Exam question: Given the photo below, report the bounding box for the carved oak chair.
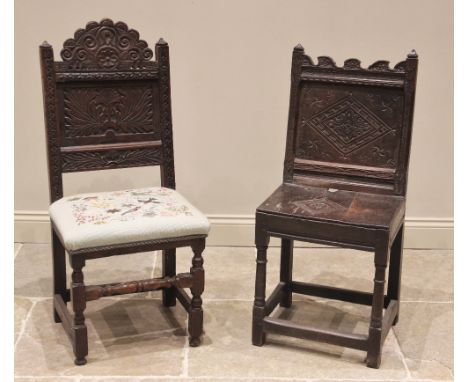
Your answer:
[252,45,418,368]
[40,19,209,365]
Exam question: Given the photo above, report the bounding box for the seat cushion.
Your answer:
[49,187,210,251]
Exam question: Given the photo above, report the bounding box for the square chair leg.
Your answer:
[280,239,293,308]
[52,231,67,323]
[387,225,404,325]
[162,248,177,307]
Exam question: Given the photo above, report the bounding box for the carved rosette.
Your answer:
[60,19,153,70]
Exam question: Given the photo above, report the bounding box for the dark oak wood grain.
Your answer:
[252,45,418,369]
[40,19,207,365]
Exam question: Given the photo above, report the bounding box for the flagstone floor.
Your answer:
[14,243,453,382]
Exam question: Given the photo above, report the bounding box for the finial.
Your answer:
[157,38,168,46]
[41,41,51,47]
[294,43,304,51]
[408,49,418,58]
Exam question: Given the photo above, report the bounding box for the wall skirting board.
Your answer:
[14,210,453,249]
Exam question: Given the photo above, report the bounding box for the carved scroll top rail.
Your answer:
[59,18,154,70]
[295,44,418,73]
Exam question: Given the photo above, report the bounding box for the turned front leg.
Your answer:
[367,240,389,369]
[252,233,269,346]
[188,240,205,347]
[70,256,88,366]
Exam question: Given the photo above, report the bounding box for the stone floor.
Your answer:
[14,243,453,382]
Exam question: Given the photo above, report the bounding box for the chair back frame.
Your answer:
[283,45,418,196]
[40,19,176,204]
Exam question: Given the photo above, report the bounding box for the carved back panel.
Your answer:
[40,19,176,203]
[283,46,418,196]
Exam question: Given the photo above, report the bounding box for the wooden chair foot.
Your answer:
[252,307,266,346]
[279,294,292,308]
[188,308,203,345]
[189,336,201,347]
[74,357,87,366]
[366,353,382,369]
[252,332,265,346]
[162,288,177,307]
[72,324,88,366]
[53,309,61,323]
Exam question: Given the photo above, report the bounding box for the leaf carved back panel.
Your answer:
[59,83,160,146]
[295,83,404,170]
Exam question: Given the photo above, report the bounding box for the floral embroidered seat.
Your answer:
[50,187,210,251]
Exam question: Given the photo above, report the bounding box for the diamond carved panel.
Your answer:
[303,96,392,156]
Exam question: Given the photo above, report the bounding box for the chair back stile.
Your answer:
[39,19,176,204]
[283,45,418,196]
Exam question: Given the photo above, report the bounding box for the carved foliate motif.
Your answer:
[343,59,362,70]
[317,56,337,68]
[366,146,397,167]
[302,53,411,73]
[368,60,391,71]
[60,19,153,70]
[63,86,155,141]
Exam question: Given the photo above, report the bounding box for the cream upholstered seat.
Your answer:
[49,187,210,251]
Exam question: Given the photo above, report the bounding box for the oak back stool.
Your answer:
[40,19,209,366]
[252,45,418,368]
